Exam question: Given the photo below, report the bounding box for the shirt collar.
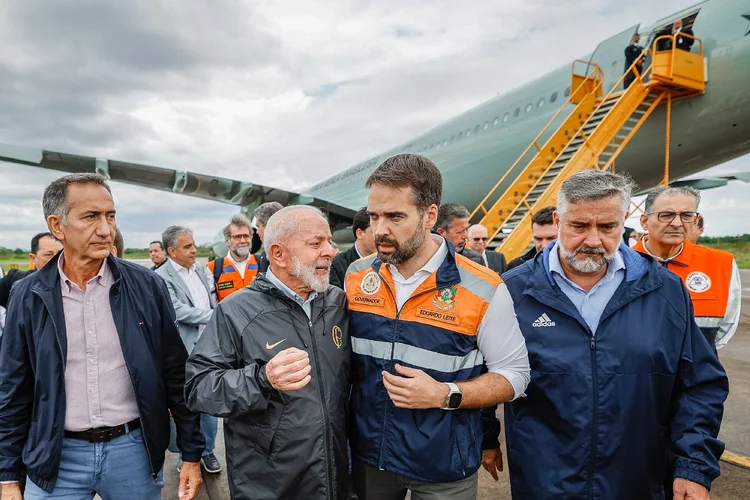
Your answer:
[170,258,194,274]
[548,242,626,288]
[226,252,250,269]
[641,236,684,263]
[353,241,363,259]
[265,267,318,305]
[386,235,447,283]
[57,252,110,292]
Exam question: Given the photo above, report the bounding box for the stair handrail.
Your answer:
[468,60,604,222]
[484,50,655,244]
[652,33,704,80]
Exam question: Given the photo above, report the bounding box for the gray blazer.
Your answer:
[155,260,216,352]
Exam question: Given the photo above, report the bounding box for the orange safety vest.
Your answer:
[206,255,259,302]
[632,236,733,344]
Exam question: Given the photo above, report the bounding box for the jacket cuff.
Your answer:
[0,472,21,482]
[181,451,204,463]
[674,468,712,490]
[257,364,274,394]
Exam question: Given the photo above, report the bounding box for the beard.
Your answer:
[292,255,331,293]
[375,219,426,266]
[560,244,616,274]
[232,245,251,258]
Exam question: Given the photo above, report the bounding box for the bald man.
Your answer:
[467,224,507,275]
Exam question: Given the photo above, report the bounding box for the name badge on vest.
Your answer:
[217,281,235,291]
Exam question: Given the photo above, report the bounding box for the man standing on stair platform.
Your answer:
[623,33,643,88]
[502,169,727,500]
[633,186,741,349]
[206,214,260,302]
[346,154,530,499]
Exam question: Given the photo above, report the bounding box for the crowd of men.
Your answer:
[0,151,739,500]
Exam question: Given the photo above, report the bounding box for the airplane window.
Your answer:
[564,86,571,97]
[503,112,510,122]
[483,121,489,130]
[436,142,441,150]
[513,108,520,118]
[466,128,472,138]
[550,92,558,103]
[449,136,455,144]
[538,98,545,108]
[429,144,434,150]
[525,103,532,113]
[473,125,480,134]
[458,132,464,141]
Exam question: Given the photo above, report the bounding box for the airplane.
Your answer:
[1,0,750,256]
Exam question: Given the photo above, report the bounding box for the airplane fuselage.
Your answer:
[308,0,750,216]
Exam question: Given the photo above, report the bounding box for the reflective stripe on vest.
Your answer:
[207,256,259,302]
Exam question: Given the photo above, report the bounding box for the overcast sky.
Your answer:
[0,0,748,250]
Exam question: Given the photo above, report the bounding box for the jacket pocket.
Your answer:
[254,402,285,456]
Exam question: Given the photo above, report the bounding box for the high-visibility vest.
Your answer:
[633,237,734,345]
[206,255,259,302]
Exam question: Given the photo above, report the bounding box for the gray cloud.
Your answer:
[1,0,748,250]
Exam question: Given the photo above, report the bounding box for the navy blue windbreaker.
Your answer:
[501,243,727,500]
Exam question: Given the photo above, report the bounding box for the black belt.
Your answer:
[64,418,141,443]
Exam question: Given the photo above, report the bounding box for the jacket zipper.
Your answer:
[111,287,156,479]
[588,334,597,500]
[374,271,456,469]
[34,290,68,484]
[306,311,335,498]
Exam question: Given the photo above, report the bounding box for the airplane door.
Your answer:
[588,24,641,93]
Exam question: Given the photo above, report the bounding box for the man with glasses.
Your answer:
[467,224,507,274]
[207,214,260,302]
[633,186,740,349]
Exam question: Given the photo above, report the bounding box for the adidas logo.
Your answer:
[532,313,556,327]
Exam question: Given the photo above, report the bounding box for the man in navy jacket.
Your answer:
[0,173,204,500]
[501,169,727,500]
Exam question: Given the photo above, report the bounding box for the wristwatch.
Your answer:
[442,382,462,410]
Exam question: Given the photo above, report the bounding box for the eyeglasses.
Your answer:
[646,211,699,223]
[231,234,252,241]
[471,237,488,242]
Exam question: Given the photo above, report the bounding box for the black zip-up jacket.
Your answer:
[185,274,351,500]
[0,253,204,492]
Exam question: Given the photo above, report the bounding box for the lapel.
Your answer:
[167,260,195,306]
[195,264,215,308]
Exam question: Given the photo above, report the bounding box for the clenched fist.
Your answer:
[266,347,312,391]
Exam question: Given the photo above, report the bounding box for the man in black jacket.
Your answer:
[435,203,484,265]
[0,232,62,309]
[623,33,643,88]
[0,173,204,500]
[186,205,350,500]
[467,224,507,274]
[506,206,557,271]
[253,201,284,273]
[330,207,375,289]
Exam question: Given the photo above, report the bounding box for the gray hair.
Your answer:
[42,173,112,223]
[254,201,284,227]
[436,203,471,231]
[223,213,253,240]
[644,186,700,213]
[264,205,326,253]
[557,169,637,217]
[162,225,193,252]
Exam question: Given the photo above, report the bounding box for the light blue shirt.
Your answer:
[265,267,318,319]
[548,243,626,335]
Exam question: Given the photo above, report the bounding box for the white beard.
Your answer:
[292,255,330,293]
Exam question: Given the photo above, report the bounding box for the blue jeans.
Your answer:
[200,414,217,456]
[24,428,163,499]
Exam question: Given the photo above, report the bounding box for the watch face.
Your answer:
[448,392,462,409]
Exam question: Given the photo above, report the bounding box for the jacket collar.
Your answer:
[33,251,122,294]
[370,235,461,290]
[634,235,695,267]
[525,241,663,331]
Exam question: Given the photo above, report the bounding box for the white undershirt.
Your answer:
[226,252,250,280]
[387,236,530,400]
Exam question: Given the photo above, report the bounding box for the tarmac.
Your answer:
[159,270,750,499]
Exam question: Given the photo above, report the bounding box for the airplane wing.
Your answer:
[0,143,356,227]
[669,173,750,190]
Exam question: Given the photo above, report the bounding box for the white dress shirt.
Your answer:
[226,252,251,280]
[387,235,530,400]
[170,259,211,336]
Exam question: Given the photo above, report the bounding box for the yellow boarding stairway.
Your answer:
[471,33,706,261]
